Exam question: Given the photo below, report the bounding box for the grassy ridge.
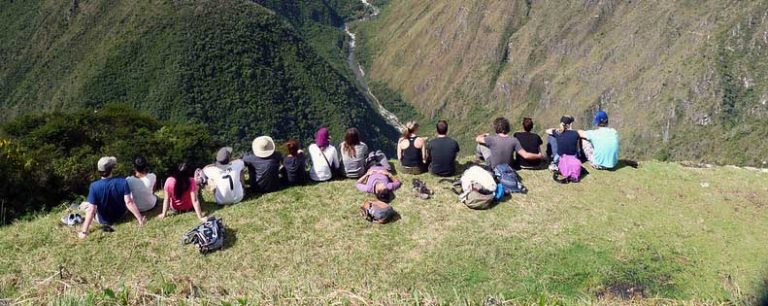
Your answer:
[2,161,767,304]
[0,0,398,151]
[357,0,768,166]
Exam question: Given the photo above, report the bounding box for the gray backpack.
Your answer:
[449,166,497,210]
[182,217,225,254]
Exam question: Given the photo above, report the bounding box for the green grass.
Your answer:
[1,159,767,304]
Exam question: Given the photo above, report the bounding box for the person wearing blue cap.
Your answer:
[577,110,619,169]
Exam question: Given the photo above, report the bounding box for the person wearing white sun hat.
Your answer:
[243,136,283,194]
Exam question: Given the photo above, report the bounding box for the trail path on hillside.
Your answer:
[344,0,403,131]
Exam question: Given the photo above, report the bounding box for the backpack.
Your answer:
[449,166,497,210]
[182,216,225,254]
[493,164,527,194]
[360,199,396,223]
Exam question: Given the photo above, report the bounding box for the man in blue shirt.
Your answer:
[79,156,145,239]
[578,111,620,169]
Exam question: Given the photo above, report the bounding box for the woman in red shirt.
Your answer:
[160,163,206,222]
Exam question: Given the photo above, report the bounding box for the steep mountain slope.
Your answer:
[0,0,397,150]
[358,0,768,165]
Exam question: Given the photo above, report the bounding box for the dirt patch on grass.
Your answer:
[597,282,646,300]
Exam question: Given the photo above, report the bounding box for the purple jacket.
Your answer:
[355,166,401,193]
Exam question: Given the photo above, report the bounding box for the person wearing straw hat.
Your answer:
[243,136,283,193]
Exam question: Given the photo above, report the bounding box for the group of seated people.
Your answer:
[473,111,619,182]
[75,111,618,238]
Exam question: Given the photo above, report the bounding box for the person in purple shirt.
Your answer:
[355,166,401,202]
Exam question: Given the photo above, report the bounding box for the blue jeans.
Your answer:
[547,135,559,165]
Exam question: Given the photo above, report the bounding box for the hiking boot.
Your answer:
[412,179,433,200]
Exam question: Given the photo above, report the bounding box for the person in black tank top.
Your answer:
[397,121,426,174]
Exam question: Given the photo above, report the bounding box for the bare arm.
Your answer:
[475,134,488,144]
[159,194,170,219]
[419,137,428,163]
[545,128,556,135]
[124,194,145,226]
[577,130,589,139]
[357,172,371,184]
[191,189,206,222]
[517,149,543,160]
[79,203,96,239]
[396,139,403,160]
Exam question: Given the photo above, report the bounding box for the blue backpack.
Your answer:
[493,164,527,194]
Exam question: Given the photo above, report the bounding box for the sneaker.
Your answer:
[60,213,84,226]
[548,163,558,172]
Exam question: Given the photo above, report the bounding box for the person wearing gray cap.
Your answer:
[78,156,145,239]
[202,147,245,205]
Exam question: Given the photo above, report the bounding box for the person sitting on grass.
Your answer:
[125,156,158,212]
[340,127,369,179]
[475,117,543,169]
[355,166,401,202]
[546,116,582,182]
[513,117,545,170]
[426,120,460,177]
[308,127,340,182]
[282,139,307,186]
[397,121,427,174]
[78,156,145,239]
[160,162,206,221]
[203,147,245,205]
[577,110,619,170]
[243,136,283,193]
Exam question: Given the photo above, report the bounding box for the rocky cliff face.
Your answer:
[359,0,768,165]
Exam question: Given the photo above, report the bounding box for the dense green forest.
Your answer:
[0,105,216,223]
[0,0,397,152]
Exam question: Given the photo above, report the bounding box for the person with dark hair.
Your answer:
[426,120,460,176]
[397,121,427,174]
[309,127,340,182]
[202,147,245,205]
[577,110,619,169]
[159,163,206,222]
[340,127,369,178]
[513,117,545,169]
[475,117,543,168]
[125,156,158,212]
[546,116,582,181]
[355,166,401,202]
[78,156,145,239]
[282,139,307,185]
[243,136,283,193]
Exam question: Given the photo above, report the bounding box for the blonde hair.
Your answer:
[402,121,419,139]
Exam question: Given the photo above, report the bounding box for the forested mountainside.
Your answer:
[358,0,768,166]
[0,0,397,151]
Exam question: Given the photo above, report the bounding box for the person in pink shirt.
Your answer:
[159,163,206,222]
[355,166,401,202]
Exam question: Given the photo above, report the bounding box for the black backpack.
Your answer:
[182,217,225,254]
